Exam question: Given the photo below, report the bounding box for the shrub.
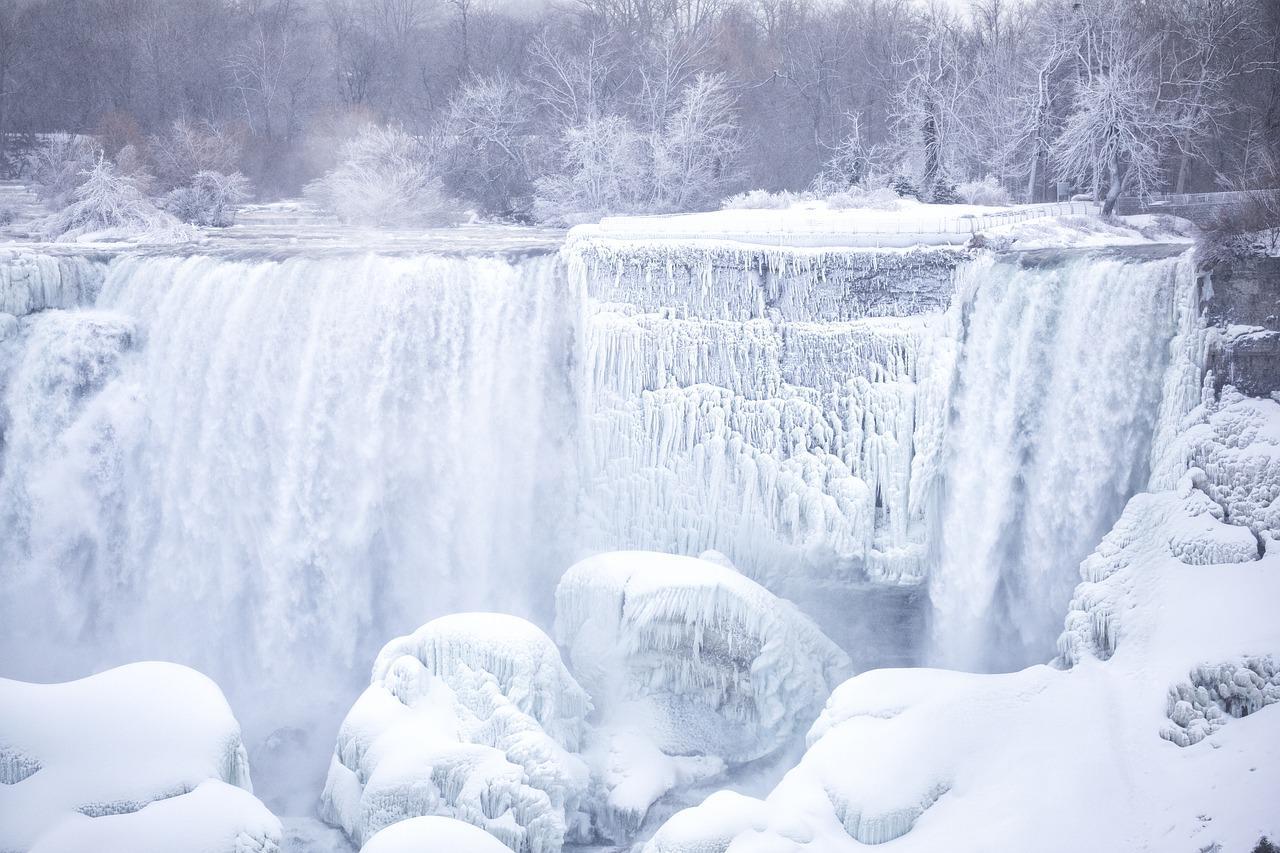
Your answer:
[164,170,253,227]
[533,115,650,225]
[305,124,459,227]
[25,134,101,208]
[826,185,902,210]
[1254,837,1279,853]
[957,175,1011,206]
[721,189,801,209]
[43,157,181,240]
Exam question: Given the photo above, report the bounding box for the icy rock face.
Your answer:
[0,252,580,807]
[0,662,279,853]
[573,237,962,596]
[556,551,850,766]
[321,613,591,852]
[0,251,106,317]
[1162,657,1280,747]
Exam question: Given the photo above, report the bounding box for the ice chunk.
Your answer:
[0,662,278,853]
[0,251,105,317]
[1161,656,1280,746]
[362,816,512,853]
[320,613,591,852]
[556,551,850,764]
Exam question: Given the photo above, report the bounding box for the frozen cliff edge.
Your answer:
[0,661,280,853]
[645,387,1280,853]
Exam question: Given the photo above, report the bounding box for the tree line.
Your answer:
[0,0,1276,220]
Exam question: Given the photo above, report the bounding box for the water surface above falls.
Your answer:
[0,228,1195,815]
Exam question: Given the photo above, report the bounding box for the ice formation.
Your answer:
[320,613,591,852]
[0,662,279,853]
[361,816,513,853]
[556,550,849,816]
[644,358,1280,853]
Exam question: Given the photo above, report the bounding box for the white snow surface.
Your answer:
[361,816,512,853]
[644,392,1280,853]
[0,662,280,853]
[320,613,591,852]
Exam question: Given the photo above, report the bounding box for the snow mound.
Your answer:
[362,815,512,852]
[0,662,278,853]
[645,392,1280,852]
[556,551,850,763]
[320,613,591,852]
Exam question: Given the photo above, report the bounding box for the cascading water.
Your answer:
[0,238,1194,821]
[928,251,1188,671]
[0,251,580,811]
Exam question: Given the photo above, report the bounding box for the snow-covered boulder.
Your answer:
[555,551,850,839]
[362,816,513,853]
[0,662,279,853]
[320,613,591,852]
[644,394,1280,853]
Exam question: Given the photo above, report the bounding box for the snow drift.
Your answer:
[0,662,279,853]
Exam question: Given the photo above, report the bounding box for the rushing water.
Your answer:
[0,240,1191,811]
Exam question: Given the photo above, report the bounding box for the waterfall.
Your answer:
[928,252,1189,671]
[0,239,1193,811]
[0,252,580,810]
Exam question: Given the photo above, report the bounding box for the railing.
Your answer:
[595,200,1101,244]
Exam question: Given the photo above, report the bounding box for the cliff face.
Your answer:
[1202,255,1280,398]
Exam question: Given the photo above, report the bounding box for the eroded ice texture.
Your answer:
[0,662,279,853]
[321,613,591,852]
[928,252,1190,670]
[0,251,106,317]
[0,252,579,808]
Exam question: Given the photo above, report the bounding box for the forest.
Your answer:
[0,0,1276,221]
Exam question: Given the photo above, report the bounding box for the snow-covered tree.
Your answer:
[147,120,244,191]
[25,134,102,208]
[650,73,741,211]
[43,157,180,240]
[1052,54,1164,215]
[305,124,459,226]
[533,115,649,225]
[440,74,535,216]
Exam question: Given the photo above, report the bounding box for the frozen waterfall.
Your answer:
[928,251,1190,671]
[0,251,581,811]
[0,239,1193,816]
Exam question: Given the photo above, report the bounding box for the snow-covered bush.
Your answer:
[305,124,459,227]
[42,157,182,241]
[928,178,960,204]
[163,170,252,226]
[956,175,1011,206]
[147,119,243,191]
[25,133,101,208]
[720,189,801,209]
[826,185,902,210]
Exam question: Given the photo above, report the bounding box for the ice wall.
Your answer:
[0,251,580,811]
[929,251,1190,671]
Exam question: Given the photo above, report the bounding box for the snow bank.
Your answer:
[320,613,591,852]
[362,816,512,853]
[0,662,279,853]
[645,392,1280,853]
